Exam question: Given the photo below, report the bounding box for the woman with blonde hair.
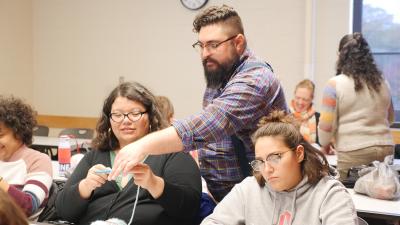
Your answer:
[290,79,320,144]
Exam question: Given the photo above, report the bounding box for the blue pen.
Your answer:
[95,168,112,174]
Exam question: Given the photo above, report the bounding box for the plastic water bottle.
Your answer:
[58,135,71,177]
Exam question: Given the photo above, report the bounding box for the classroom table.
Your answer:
[31,136,91,160]
[325,154,337,167]
[348,189,400,221]
[32,136,91,149]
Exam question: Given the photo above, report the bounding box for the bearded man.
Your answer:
[110,5,288,202]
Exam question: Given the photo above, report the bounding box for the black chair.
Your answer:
[32,125,55,159]
[33,125,50,137]
[59,128,94,139]
[358,217,369,225]
[394,144,400,159]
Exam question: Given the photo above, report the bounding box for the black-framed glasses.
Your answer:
[249,149,292,172]
[109,111,147,123]
[192,35,238,53]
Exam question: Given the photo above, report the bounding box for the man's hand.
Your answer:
[108,142,147,181]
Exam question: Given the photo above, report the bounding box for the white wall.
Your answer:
[0,0,33,103]
[314,0,352,108]
[1,0,352,118]
[33,0,204,118]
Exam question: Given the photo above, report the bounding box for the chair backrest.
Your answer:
[395,144,400,159]
[59,128,94,139]
[358,217,369,225]
[33,125,50,136]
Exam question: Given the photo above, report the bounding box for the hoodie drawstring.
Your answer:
[290,188,298,225]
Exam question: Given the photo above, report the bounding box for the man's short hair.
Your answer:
[193,5,244,36]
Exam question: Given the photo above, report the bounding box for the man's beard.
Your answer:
[203,56,240,89]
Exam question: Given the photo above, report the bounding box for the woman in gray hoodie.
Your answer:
[201,110,358,225]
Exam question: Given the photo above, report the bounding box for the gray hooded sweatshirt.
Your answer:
[201,176,358,225]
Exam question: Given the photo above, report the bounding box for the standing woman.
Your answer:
[318,32,395,180]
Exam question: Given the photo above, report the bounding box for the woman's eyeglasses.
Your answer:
[109,111,147,123]
[249,149,292,172]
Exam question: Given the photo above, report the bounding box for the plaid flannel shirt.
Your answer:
[173,48,288,201]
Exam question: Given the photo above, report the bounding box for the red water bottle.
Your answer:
[58,135,71,176]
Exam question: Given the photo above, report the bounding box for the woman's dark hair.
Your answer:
[0,96,37,146]
[92,82,168,151]
[336,32,383,92]
[252,110,330,187]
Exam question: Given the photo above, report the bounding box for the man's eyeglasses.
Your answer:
[109,111,147,123]
[249,149,292,172]
[192,35,238,53]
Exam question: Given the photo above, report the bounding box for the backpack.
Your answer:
[38,180,65,222]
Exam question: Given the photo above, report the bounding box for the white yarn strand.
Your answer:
[127,185,141,225]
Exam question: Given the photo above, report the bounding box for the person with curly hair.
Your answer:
[0,96,53,218]
[110,5,287,202]
[55,82,201,225]
[0,188,29,225]
[318,32,395,180]
[201,110,357,225]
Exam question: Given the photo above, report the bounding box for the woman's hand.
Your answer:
[322,144,336,155]
[78,164,109,199]
[131,163,165,199]
[109,142,147,181]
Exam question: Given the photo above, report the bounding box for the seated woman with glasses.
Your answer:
[201,110,357,225]
[56,82,201,225]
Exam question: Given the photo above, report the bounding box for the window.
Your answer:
[353,0,400,126]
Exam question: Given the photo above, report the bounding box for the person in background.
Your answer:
[0,188,29,225]
[56,82,201,225]
[110,5,287,202]
[155,96,175,124]
[290,79,320,145]
[0,95,53,218]
[156,94,216,223]
[201,111,358,225]
[318,32,395,180]
[156,95,201,164]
